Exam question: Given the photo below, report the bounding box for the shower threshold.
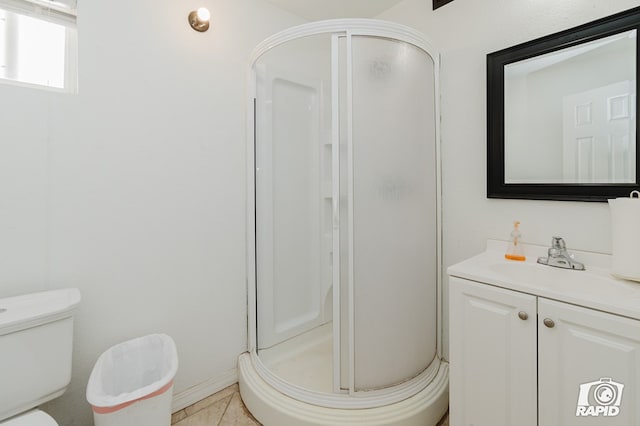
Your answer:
[238,352,449,426]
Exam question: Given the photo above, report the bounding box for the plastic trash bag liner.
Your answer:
[86,334,178,410]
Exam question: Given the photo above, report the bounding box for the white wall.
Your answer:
[0,1,303,425]
[377,0,640,360]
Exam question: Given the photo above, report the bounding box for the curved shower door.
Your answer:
[253,26,438,398]
[349,35,437,391]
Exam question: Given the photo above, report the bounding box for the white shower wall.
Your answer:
[255,34,334,350]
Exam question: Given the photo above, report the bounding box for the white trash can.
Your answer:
[86,334,178,426]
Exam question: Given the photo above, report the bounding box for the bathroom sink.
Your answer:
[491,261,604,287]
[489,261,563,283]
[448,240,640,321]
[488,261,639,297]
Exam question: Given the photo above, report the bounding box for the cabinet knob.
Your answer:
[543,318,555,328]
[518,311,529,320]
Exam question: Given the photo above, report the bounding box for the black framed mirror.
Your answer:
[487,7,640,201]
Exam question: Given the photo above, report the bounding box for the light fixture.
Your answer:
[188,7,210,32]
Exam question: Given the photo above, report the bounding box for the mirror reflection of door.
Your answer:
[503,29,636,185]
[562,80,636,183]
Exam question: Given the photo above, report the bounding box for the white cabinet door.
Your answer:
[450,277,537,426]
[538,298,640,426]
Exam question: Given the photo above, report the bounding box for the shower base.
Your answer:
[238,352,449,426]
[258,323,333,394]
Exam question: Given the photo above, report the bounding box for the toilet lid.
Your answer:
[0,410,57,426]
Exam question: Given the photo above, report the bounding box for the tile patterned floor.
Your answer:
[437,410,450,426]
[171,384,259,426]
[172,383,449,425]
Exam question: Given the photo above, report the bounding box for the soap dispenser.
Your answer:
[505,221,526,261]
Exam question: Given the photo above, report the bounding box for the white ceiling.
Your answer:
[262,0,405,21]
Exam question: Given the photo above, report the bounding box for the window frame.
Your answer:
[0,0,77,93]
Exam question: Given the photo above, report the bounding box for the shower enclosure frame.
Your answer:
[244,19,445,412]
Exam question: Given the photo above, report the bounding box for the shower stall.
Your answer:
[239,20,448,426]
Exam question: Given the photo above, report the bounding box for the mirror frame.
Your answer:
[487,7,640,202]
[433,0,454,10]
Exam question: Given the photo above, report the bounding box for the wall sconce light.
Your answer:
[188,7,210,32]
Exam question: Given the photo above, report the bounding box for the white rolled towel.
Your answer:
[609,190,640,281]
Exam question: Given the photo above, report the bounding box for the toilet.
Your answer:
[0,288,81,425]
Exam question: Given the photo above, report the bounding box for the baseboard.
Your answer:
[171,368,238,412]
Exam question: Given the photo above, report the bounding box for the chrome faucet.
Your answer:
[537,237,585,270]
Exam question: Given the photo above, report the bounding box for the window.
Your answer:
[0,0,77,92]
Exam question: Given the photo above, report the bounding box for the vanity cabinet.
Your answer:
[449,276,640,426]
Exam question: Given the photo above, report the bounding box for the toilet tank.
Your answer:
[0,288,81,421]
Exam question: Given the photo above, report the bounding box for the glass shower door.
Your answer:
[348,35,438,390]
[254,34,335,393]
